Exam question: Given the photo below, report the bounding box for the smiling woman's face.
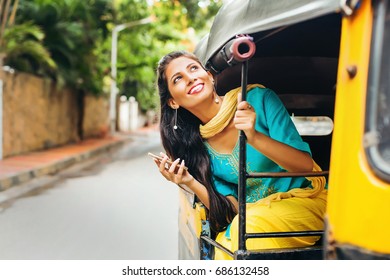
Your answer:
[165,56,214,109]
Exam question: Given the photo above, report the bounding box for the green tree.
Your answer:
[109,0,158,112]
[15,0,113,94]
[3,0,222,117]
[1,22,57,76]
[0,0,56,75]
[113,0,222,112]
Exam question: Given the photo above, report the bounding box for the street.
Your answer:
[0,131,179,260]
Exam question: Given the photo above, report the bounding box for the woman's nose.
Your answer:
[185,73,197,84]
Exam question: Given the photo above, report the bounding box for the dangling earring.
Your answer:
[213,81,220,104]
[213,81,219,104]
[173,108,178,130]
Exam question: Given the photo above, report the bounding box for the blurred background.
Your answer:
[0,0,223,260]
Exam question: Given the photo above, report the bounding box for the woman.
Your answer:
[154,50,327,260]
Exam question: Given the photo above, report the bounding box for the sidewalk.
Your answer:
[0,125,159,192]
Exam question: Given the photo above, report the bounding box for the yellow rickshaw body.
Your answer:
[328,0,390,256]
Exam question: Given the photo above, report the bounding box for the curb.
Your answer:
[0,137,130,192]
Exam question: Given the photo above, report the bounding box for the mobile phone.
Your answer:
[148,152,188,171]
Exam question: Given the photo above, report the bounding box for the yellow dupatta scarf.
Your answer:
[199,84,264,139]
[253,161,327,207]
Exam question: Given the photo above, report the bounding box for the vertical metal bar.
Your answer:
[238,61,248,252]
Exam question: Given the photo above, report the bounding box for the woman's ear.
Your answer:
[168,98,179,109]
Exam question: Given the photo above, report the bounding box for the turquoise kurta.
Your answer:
[204,87,313,203]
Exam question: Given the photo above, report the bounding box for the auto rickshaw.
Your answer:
[178,0,390,260]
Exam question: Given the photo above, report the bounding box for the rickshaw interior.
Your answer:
[179,11,343,260]
[213,13,341,171]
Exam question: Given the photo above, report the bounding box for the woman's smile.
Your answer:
[188,83,204,95]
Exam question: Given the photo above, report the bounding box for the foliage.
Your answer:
[2,0,222,111]
[114,0,222,112]
[0,0,55,76]
[14,0,113,94]
[1,21,57,76]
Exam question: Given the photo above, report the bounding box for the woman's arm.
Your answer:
[184,177,210,209]
[247,131,313,172]
[234,100,313,172]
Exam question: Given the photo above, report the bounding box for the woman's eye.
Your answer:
[173,76,182,84]
[190,65,198,71]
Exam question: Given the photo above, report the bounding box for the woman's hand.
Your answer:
[234,100,257,143]
[154,153,210,208]
[154,152,194,185]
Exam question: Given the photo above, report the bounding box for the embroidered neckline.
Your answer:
[204,139,240,158]
[205,140,270,203]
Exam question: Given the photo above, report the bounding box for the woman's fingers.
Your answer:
[237,100,254,111]
[156,154,184,182]
[237,92,242,103]
[154,154,193,185]
[176,160,186,176]
[159,154,169,172]
[155,156,171,181]
[235,106,255,125]
[169,158,180,173]
[234,101,256,137]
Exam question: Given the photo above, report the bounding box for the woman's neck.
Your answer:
[190,96,222,124]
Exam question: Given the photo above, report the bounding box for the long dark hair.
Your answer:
[156,50,236,232]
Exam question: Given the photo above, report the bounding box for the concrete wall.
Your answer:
[83,94,110,138]
[1,70,109,158]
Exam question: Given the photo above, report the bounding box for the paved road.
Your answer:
[0,132,179,260]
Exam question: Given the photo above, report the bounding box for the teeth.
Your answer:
[189,84,203,94]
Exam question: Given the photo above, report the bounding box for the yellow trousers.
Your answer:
[215,161,327,260]
[215,190,327,259]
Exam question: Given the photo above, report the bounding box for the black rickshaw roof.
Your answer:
[195,0,343,65]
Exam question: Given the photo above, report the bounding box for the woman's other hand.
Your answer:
[154,152,194,185]
[234,100,257,143]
